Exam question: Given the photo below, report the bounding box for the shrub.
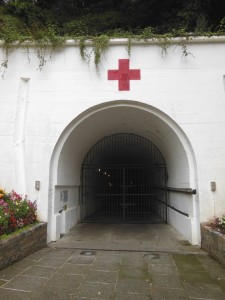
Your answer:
[0,188,37,236]
[210,215,225,235]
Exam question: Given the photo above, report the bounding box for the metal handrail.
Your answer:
[166,187,197,195]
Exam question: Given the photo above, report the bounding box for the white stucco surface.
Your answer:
[1,37,225,244]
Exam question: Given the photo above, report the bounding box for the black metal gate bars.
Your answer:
[81,133,167,223]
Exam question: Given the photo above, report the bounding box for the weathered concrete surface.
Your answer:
[0,224,225,299]
[51,223,202,253]
[0,247,225,299]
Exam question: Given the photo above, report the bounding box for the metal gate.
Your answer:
[81,133,167,223]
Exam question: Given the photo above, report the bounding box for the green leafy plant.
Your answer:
[92,35,109,71]
[0,1,225,75]
[78,34,109,71]
[32,24,66,70]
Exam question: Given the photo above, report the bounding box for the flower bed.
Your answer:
[0,189,37,236]
[0,222,47,270]
[0,188,47,270]
[201,223,225,266]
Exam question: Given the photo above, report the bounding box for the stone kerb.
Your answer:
[201,223,225,266]
[0,223,47,270]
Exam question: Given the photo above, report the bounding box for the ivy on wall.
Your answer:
[1,29,224,77]
[0,2,225,75]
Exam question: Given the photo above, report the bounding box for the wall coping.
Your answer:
[201,222,225,240]
[1,36,225,48]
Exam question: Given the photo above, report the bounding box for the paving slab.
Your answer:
[2,275,47,292]
[0,223,225,299]
[119,267,150,281]
[181,271,214,284]
[21,265,57,278]
[85,270,117,283]
[67,255,96,265]
[144,253,175,266]
[10,259,35,271]
[44,248,77,259]
[31,285,76,299]
[45,273,83,290]
[0,265,23,280]
[151,274,185,289]
[148,264,178,275]
[114,292,151,300]
[184,282,225,299]
[36,257,68,268]
[57,263,90,275]
[0,288,32,300]
[116,278,151,294]
[151,288,189,300]
[91,261,121,271]
[78,281,115,299]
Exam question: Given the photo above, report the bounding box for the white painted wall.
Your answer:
[1,38,225,244]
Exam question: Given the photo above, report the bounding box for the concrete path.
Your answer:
[52,223,202,253]
[0,224,225,299]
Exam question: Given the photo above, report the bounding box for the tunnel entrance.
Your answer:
[81,133,167,223]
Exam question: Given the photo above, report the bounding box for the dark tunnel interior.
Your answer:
[81,133,168,223]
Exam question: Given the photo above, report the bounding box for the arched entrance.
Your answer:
[81,133,167,223]
[49,100,199,244]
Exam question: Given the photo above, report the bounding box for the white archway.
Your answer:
[48,100,199,244]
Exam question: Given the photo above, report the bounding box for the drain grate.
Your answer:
[80,250,96,256]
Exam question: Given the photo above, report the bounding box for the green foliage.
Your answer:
[5,1,51,27]
[32,25,66,70]
[0,0,224,72]
[63,10,131,37]
[64,20,89,36]
[218,17,225,33]
[78,34,109,71]
[141,27,156,40]
[78,36,87,62]
[92,35,109,70]
[0,5,65,71]
[0,224,36,240]
[2,0,225,34]
[82,11,130,36]
[0,10,28,71]
[0,14,27,43]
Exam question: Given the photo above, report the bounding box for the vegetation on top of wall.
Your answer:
[0,0,225,72]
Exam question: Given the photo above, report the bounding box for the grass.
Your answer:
[0,222,38,240]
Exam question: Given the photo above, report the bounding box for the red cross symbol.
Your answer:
[108,59,141,91]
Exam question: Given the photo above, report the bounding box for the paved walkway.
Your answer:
[0,224,225,299]
[52,223,204,253]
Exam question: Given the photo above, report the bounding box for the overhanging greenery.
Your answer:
[0,0,225,71]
